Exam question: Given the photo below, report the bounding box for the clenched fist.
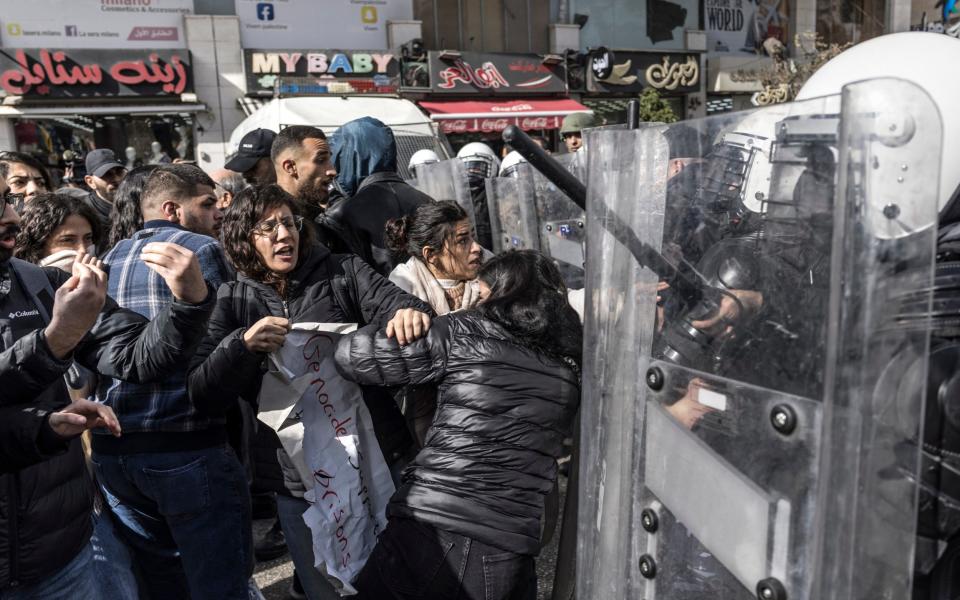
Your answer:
[243,316,291,354]
[140,242,208,304]
[386,309,432,346]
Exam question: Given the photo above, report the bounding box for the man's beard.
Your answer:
[298,179,330,209]
[0,224,22,263]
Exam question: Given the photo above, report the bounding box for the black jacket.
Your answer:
[188,243,433,466]
[0,258,214,589]
[326,172,432,276]
[335,311,581,555]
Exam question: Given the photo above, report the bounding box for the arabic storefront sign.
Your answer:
[439,116,563,135]
[427,51,567,96]
[587,48,700,95]
[244,50,400,95]
[0,49,192,97]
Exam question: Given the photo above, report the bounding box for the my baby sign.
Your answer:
[258,323,394,595]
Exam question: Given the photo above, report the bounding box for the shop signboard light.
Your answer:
[426,51,567,96]
[0,49,193,98]
[244,50,400,96]
[586,48,701,95]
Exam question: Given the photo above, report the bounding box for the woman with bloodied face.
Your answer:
[187,184,432,600]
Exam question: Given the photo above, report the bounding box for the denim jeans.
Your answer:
[355,518,537,600]
[276,494,341,600]
[90,509,139,600]
[92,445,253,600]
[0,545,97,600]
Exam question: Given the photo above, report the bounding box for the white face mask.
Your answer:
[38,245,97,273]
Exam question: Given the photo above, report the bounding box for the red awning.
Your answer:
[419,98,592,134]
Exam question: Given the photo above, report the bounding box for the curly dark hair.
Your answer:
[220,184,313,291]
[15,192,104,264]
[384,200,468,266]
[477,250,583,368]
[108,165,156,248]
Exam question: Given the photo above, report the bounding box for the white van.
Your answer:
[228,96,451,180]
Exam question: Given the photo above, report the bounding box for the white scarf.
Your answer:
[389,257,482,315]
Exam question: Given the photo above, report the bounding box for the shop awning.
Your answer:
[0,103,207,117]
[419,98,592,134]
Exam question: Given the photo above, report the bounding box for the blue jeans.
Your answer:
[276,494,341,600]
[92,445,253,600]
[90,509,139,600]
[0,545,97,600]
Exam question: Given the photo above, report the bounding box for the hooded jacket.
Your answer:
[335,312,581,555]
[188,243,433,468]
[0,258,215,589]
[328,117,432,276]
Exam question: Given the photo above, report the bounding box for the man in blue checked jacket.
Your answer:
[92,164,250,600]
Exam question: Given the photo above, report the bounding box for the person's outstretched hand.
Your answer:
[140,242,208,304]
[44,253,108,359]
[49,398,122,438]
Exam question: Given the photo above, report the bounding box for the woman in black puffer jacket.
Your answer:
[188,184,432,600]
[335,250,582,600]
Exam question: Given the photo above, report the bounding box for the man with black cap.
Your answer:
[226,128,277,187]
[83,148,127,230]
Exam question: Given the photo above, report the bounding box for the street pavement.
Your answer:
[253,475,569,600]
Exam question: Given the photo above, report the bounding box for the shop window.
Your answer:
[816,0,887,45]
[13,114,195,185]
[415,0,551,53]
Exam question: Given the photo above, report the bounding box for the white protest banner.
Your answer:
[258,323,394,596]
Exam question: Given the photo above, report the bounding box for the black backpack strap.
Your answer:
[326,256,362,325]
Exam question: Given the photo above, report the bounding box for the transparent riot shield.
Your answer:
[409,158,476,227]
[577,78,941,600]
[485,162,540,253]
[529,154,588,287]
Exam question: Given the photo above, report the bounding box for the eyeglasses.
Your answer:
[252,215,304,236]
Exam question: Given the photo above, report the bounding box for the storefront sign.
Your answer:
[587,49,700,94]
[244,50,400,95]
[0,0,192,49]
[235,0,412,50]
[439,116,563,135]
[706,0,790,56]
[427,52,566,95]
[0,49,192,97]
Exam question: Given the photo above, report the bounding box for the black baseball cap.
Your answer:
[85,149,125,178]
[226,128,276,173]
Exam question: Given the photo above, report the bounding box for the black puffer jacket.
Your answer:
[335,311,581,555]
[326,172,432,276]
[188,243,432,464]
[0,259,214,589]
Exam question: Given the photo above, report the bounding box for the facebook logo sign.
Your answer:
[256,3,274,21]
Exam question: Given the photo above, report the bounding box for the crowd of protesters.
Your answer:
[0,114,585,600]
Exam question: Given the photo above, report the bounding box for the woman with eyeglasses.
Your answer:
[0,152,52,211]
[188,184,432,600]
[335,250,582,600]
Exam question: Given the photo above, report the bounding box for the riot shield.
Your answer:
[528,153,588,287]
[577,78,941,600]
[484,162,540,253]
[409,158,476,227]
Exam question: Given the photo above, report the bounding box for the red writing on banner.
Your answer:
[0,49,188,96]
[439,116,561,134]
[437,58,509,90]
[301,332,381,568]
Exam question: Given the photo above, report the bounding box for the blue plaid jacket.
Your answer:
[97,221,232,434]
